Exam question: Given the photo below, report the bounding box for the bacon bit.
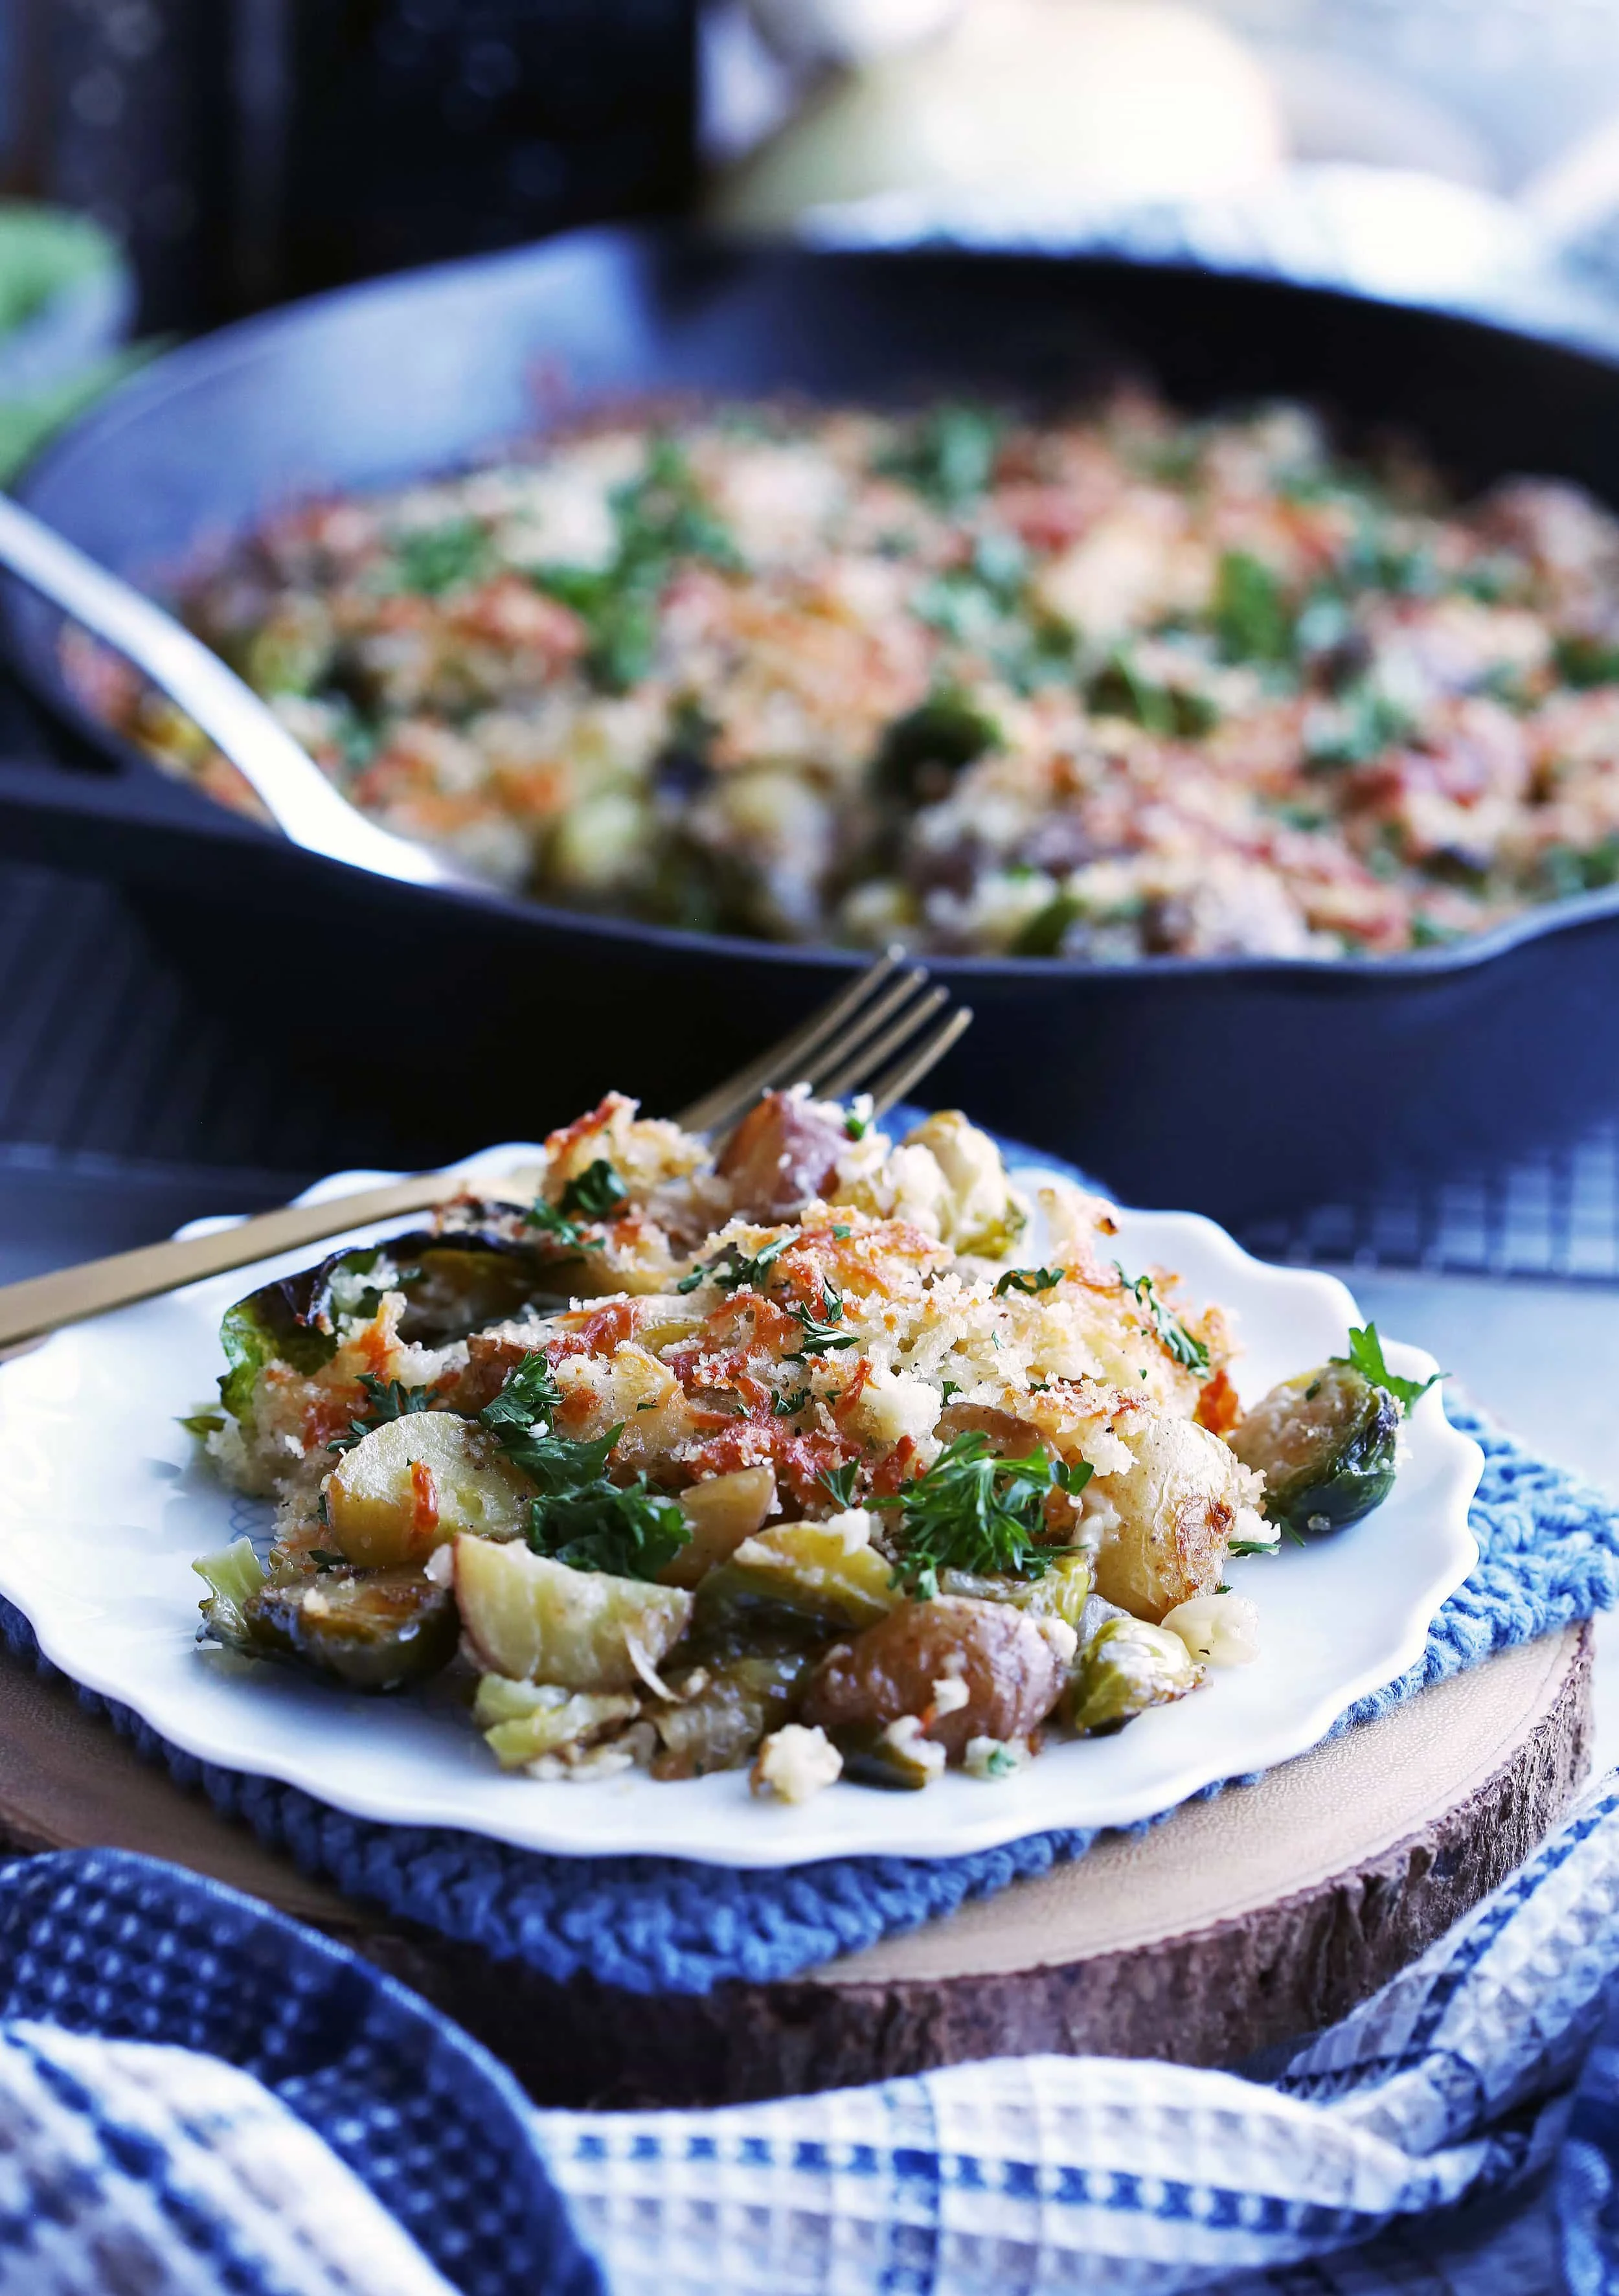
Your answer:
[411,1459,440,1536]
[1195,1366,1242,1438]
[830,1359,872,1424]
[679,1420,857,1512]
[868,1436,920,1497]
[543,1092,633,1166]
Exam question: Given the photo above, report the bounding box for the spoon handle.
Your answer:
[0,491,482,891]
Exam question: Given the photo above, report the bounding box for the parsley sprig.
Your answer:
[677,1233,791,1296]
[527,1159,628,1248]
[1116,1264,1210,1376]
[877,1432,1093,1598]
[787,1282,861,1359]
[327,1373,435,1453]
[477,1352,689,1580]
[1332,1323,1441,1416]
[995,1266,1063,1298]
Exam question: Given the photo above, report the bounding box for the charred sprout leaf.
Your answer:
[1230,1359,1400,1539]
[877,1432,1093,1597]
[828,1718,940,1791]
[1331,1323,1441,1416]
[248,1567,459,1692]
[1116,1264,1210,1376]
[328,1372,435,1454]
[179,1408,224,1440]
[994,1266,1063,1298]
[559,1160,628,1219]
[192,1538,267,1649]
[694,1521,897,1639]
[478,1681,641,1771]
[1068,1615,1201,1734]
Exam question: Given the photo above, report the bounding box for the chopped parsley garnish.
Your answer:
[831,1224,852,1238]
[816,1462,860,1509]
[528,1159,628,1247]
[1086,651,1218,738]
[327,1373,436,1453]
[879,403,1002,508]
[390,516,490,597]
[1331,1322,1441,1416]
[877,1431,1093,1598]
[786,1285,861,1359]
[1115,1264,1210,1376]
[773,1385,812,1418]
[984,1744,1020,1779]
[676,1233,791,1295]
[1227,1539,1276,1559]
[559,1160,628,1218]
[994,1266,1063,1298]
[308,1549,346,1571]
[478,1352,689,1580]
[531,438,740,693]
[844,1113,869,1141]
[1213,550,1292,664]
[940,1380,962,1402]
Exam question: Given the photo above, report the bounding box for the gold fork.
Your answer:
[0,953,972,1352]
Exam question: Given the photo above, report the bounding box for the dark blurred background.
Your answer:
[0,0,697,329]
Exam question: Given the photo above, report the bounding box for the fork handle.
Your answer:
[0,1171,471,1353]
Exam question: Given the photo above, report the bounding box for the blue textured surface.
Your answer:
[0,1847,600,2296]
[4,1123,1618,2001]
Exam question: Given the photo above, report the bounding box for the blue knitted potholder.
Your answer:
[5,1130,1619,2000]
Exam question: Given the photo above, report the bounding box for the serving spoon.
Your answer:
[0,490,492,893]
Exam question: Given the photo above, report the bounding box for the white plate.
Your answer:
[0,1144,1482,1868]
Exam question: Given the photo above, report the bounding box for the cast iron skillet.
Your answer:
[5,225,1619,1229]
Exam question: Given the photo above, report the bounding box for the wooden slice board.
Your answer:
[0,1625,1589,2108]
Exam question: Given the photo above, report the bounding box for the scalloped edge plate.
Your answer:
[0,1142,1482,1867]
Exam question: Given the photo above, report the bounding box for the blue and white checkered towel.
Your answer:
[8,1774,1619,2293]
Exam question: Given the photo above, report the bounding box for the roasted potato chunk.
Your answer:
[718,1089,846,1218]
[325,1410,532,1567]
[1089,1416,1258,1622]
[455,1535,692,1692]
[801,1596,1069,1764]
[661,1466,778,1589]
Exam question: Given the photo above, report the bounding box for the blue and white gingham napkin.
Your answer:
[9,1771,1619,2293]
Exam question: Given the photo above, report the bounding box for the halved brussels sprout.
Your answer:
[1228,1361,1399,1538]
[1067,1615,1201,1735]
[936,1552,1092,1633]
[194,1543,457,1692]
[693,1518,898,1639]
[216,1231,571,1426]
[473,1677,641,1769]
[651,1649,813,1778]
[455,1535,692,1691]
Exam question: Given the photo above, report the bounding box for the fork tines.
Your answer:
[676,951,973,1138]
